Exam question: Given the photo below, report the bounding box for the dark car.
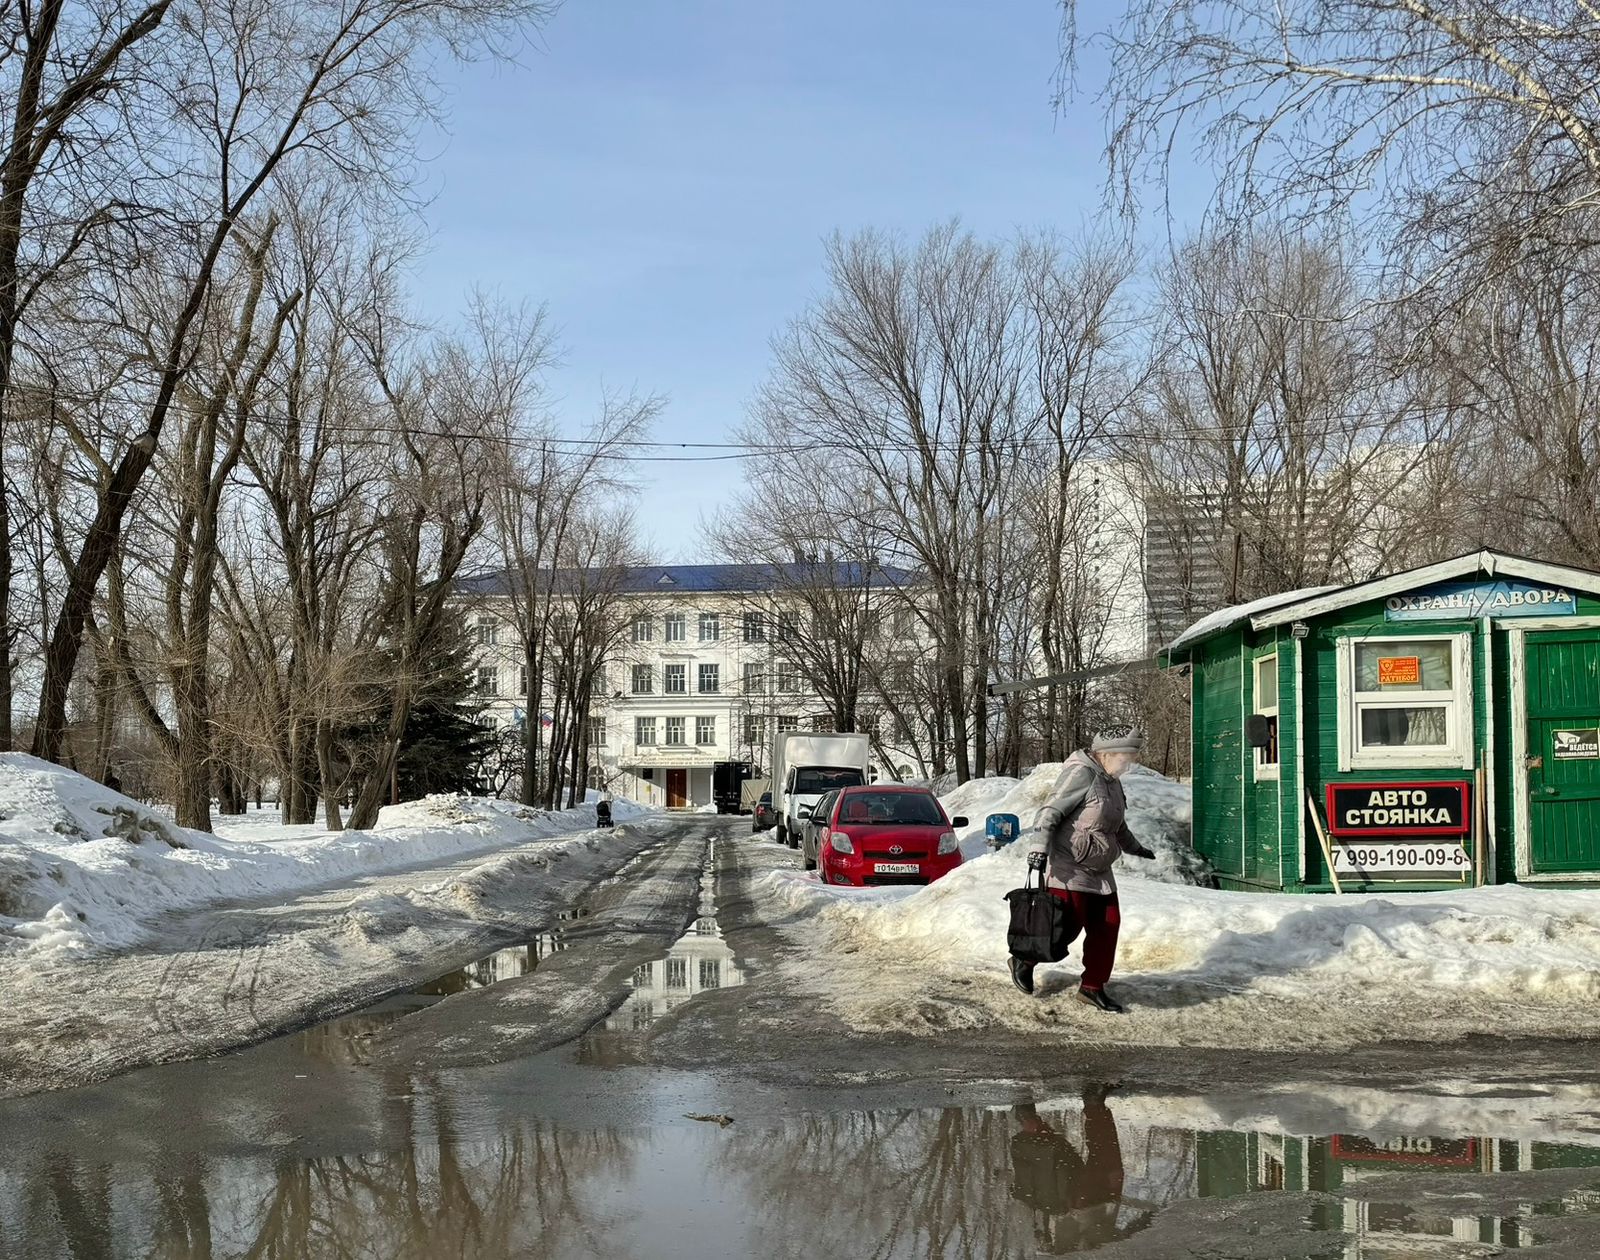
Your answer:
[798,790,842,871]
[751,791,778,833]
[814,784,968,887]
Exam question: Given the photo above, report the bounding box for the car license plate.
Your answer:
[874,862,920,875]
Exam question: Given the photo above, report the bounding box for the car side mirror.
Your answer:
[796,806,812,819]
[1245,714,1273,748]
[951,816,968,828]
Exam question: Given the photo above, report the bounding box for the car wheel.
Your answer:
[803,851,815,871]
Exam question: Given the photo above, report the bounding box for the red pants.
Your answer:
[1048,888,1121,989]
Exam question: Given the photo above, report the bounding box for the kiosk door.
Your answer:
[1524,630,1600,873]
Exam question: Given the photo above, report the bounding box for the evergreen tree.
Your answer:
[343,608,495,802]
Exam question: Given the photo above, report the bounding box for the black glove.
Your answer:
[1026,850,1047,873]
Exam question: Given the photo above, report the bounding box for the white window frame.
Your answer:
[699,612,720,642]
[631,664,653,695]
[698,663,720,694]
[1252,652,1280,782]
[776,714,799,734]
[664,716,687,747]
[587,716,607,747]
[695,716,716,746]
[633,616,654,643]
[635,717,656,746]
[1335,632,1474,771]
[476,666,498,697]
[743,611,765,643]
[664,613,687,643]
[663,663,687,694]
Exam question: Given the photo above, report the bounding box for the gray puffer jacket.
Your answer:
[1027,750,1155,896]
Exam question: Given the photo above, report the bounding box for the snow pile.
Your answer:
[0,754,653,957]
[757,844,1600,1047]
[752,760,1600,1049]
[938,762,1207,884]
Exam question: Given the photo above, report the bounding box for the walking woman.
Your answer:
[1012,730,1154,1012]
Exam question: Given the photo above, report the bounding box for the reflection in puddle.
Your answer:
[580,848,745,1064]
[11,1094,1600,1259]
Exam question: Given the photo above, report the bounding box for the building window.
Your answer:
[698,663,720,694]
[743,611,766,643]
[588,765,607,790]
[1336,634,1473,770]
[1253,653,1279,780]
[743,662,764,694]
[743,715,765,747]
[696,716,716,746]
[635,717,657,746]
[475,666,498,697]
[631,664,653,694]
[778,611,800,642]
[777,714,799,734]
[666,957,688,989]
[665,716,687,746]
[587,716,607,747]
[633,616,654,643]
[892,608,913,638]
[633,962,653,988]
[476,620,497,646]
[777,664,799,693]
[518,665,529,696]
[699,959,721,989]
[664,613,686,643]
[663,664,687,694]
[699,612,720,641]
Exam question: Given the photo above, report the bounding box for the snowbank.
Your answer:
[753,761,1600,1049]
[939,762,1208,883]
[0,754,653,957]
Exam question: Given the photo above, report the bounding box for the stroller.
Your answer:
[596,795,613,828]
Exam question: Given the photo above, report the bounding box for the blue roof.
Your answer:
[457,561,919,597]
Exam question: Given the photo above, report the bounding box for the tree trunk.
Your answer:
[316,717,343,832]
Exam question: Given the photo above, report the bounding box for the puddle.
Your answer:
[579,842,746,1065]
[290,903,593,1064]
[11,1090,1600,1258]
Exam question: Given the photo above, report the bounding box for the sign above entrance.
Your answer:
[1385,579,1576,621]
[1326,781,1471,836]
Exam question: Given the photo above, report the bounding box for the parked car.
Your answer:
[751,791,778,833]
[812,785,968,887]
[798,790,842,870]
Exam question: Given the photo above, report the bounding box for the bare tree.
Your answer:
[28,0,554,763]
[0,0,174,750]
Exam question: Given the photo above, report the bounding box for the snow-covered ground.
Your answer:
[755,762,1600,1050]
[0,754,651,957]
[0,754,672,1097]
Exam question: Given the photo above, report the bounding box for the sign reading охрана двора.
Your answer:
[1385,579,1576,621]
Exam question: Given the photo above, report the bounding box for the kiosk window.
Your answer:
[1338,634,1472,770]
[1253,654,1280,779]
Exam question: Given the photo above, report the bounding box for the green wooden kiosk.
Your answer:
[1161,550,1600,892]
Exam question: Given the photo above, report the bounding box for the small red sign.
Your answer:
[1377,655,1421,685]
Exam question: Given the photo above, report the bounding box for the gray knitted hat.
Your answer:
[1091,728,1144,754]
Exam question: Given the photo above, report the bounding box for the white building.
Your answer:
[462,563,916,809]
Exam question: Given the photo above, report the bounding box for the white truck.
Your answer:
[771,731,873,849]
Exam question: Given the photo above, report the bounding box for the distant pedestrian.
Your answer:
[1011,729,1155,1011]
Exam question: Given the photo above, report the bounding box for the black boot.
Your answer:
[1009,957,1035,996]
[1076,985,1125,1013]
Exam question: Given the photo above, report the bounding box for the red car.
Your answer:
[813,785,968,887]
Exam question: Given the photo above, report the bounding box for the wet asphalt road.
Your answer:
[7,815,1600,1257]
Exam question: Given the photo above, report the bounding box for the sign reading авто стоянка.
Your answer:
[1326,782,1471,836]
[1385,579,1576,620]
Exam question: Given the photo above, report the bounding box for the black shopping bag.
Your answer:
[1004,866,1079,963]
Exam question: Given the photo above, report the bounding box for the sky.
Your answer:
[408,1,1173,559]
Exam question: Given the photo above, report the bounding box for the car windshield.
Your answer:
[834,791,944,826]
[792,767,864,795]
